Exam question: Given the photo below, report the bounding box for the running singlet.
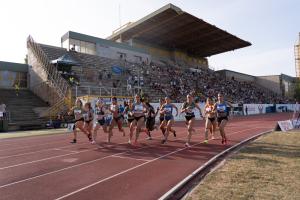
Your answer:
[95,106,105,120]
[216,103,227,117]
[83,109,93,122]
[205,105,214,113]
[182,102,196,116]
[163,104,173,116]
[133,103,144,115]
[73,107,83,120]
[110,104,121,118]
[125,106,134,120]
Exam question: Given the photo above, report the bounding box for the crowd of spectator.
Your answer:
[141,63,292,104]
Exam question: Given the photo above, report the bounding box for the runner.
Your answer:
[92,99,109,144]
[108,97,126,143]
[144,97,157,140]
[68,99,90,143]
[131,94,147,145]
[123,99,135,144]
[181,94,202,147]
[215,93,233,144]
[160,96,178,144]
[204,97,217,142]
[83,102,94,143]
[158,98,177,137]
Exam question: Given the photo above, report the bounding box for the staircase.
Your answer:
[27,36,72,120]
[0,89,49,130]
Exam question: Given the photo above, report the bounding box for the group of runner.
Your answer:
[68,93,232,147]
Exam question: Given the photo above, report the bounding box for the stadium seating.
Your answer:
[32,42,291,107]
[0,89,49,130]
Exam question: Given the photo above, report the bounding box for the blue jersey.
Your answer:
[216,103,228,117]
[163,104,173,116]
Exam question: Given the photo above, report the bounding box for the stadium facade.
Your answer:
[0,4,295,130]
[61,4,250,69]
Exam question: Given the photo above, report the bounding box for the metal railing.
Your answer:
[27,36,70,99]
[75,85,136,97]
[27,36,72,119]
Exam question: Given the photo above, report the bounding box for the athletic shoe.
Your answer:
[161,139,166,144]
[173,131,177,137]
[146,137,152,140]
[185,143,191,148]
[203,140,208,144]
[211,136,215,140]
[70,139,77,144]
[90,140,96,144]
[221,138,225,144]
[87,134,92,141]
[128,140,131,144]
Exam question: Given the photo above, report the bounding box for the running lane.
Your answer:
[0,113,290,200]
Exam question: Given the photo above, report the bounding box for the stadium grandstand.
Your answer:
[0,4,293,130]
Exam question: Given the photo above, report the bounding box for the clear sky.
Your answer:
[0,0,299,76]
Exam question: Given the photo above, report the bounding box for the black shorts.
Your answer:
[85,120,93,124]
[127,118,135,123]
[159,116,164,124]
[164,115,173,121]
[146,117,155,131]
[97,119,105,126]
[208,117,216,123]
[134,116,144,122]
[185,115,195,122]
[217,117,228,124]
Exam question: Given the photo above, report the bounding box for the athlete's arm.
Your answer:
[195,104,203,117]
[180,103,187,113]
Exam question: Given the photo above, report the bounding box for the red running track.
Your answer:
[0,113,291,200]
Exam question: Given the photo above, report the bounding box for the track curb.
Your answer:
[159,129,273,200]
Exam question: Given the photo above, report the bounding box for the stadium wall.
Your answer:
[256,75,282,94]
[131,39,208,68]
[0,61,28,89]
[216,70,255,82]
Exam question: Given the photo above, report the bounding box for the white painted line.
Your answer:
[158,130,273,200]
[0,146,148,189]
[53,148,79,153]
[53,127,261,200]
[0,140,100,160]
[0,135,169,188]
[0,140,71,152]
[112,155,151,162]
[0,132,168,170]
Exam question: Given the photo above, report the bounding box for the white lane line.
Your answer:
[0,130,171,170]
[0,140,101,160]
[0,135,169,188]
[112,155,151,162]
[158,129,273,200]
[0,140,72,152]
[53,127,262,200]
[53,149,79,153]
[0,145,150,189]
[0,127,261,190]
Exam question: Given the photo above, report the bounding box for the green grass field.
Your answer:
[186,131,300,200]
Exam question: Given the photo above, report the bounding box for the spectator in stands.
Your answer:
[14,83,20,96]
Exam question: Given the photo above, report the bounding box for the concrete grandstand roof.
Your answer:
[107,4,251,57]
